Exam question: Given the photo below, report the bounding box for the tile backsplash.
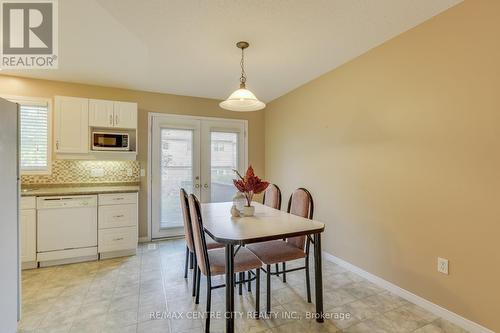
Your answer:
[21,160,140,185]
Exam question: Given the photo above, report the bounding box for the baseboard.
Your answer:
[138,236,150,243]
[322,251,494,333]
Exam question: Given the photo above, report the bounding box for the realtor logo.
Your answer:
[1,0,58,69]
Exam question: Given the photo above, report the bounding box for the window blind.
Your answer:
[19,104,49,170]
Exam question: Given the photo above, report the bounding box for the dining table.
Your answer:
[201,201,326,333]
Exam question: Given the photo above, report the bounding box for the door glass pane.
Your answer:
[210,131,238,202]
[160,128,193,229]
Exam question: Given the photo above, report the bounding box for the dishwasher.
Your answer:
[37,195,98,266]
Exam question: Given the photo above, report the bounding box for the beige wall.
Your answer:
[0,75,265,238]
[265,1,499,331]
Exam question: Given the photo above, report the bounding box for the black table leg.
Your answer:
[313,233,324,323]
[225,244,235,333]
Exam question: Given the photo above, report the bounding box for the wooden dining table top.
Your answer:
[201,202,325,245]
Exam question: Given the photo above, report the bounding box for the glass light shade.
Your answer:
[219,88,266,112]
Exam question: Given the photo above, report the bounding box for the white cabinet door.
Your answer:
[89,99,114,128]
[54,96,89,153]
[113,101,137,129]
[20,209,36,263]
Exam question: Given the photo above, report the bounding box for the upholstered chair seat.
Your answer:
[246,240,306,265]
[206,247,262,275]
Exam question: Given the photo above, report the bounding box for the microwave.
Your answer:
[92,131,129,151]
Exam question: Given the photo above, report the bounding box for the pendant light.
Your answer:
[220,41,266,112]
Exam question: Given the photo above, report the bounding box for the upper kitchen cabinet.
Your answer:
[54,96,89,153]
[55,96,137,160]
[114,101,137,129]
[89,99,137,129]
[89,99,114,128]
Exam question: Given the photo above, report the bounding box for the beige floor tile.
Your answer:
[383,307,430,332]
[101,324,137,333]
[413,319,470,333]
[108,294,139,313]
[17,239,471,333]
[104,308,139,329]
[37,305,80,329]
[33,323,73,333]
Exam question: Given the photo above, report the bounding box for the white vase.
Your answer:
[242,205,255,217]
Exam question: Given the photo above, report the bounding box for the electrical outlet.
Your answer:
[90,168,104,178]
[437,257,449,275]
[140,169,146,177]
[126,168,133,177]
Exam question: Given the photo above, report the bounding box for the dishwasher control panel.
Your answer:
[37,195,98,209]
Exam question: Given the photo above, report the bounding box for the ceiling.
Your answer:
[3,0,461,102]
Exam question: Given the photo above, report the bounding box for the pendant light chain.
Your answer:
[240,47,247,88]
[219,40,265,111]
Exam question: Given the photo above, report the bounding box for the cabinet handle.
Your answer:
[115,114,119,125]
[113,197,124,201]
[113,237,124,241]
[203,184,209,189]
[56,141,59,150]
[113,215,124,218]
[109,114,113,126]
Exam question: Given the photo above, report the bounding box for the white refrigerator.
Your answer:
[0,97,20,333]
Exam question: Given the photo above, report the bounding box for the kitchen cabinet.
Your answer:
[113,101,137,129]
[98,193,138,258]
[54,96,89,153]
[20,197,36,269]
[89,99,114,127]
[55,96,137,160]
[89,99,137,129]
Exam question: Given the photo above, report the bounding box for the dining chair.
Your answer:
[247,187,314,314]
[188,194,262,332]
[180,189,223,297]
[262,184,284,279]
[262,184,282,210]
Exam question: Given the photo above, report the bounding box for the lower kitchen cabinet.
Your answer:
[98,192,138,259]
[20,197,37,269]
[98,226,138,253]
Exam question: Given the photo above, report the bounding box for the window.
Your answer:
[4,96,52,174]
[213,142,225,152]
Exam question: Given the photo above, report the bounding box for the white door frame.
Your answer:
[147,112,248,241]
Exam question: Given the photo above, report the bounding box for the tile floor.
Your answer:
[18,239,469,333]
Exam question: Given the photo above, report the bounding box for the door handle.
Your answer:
[194,184,200,189]
[203,184,209,189]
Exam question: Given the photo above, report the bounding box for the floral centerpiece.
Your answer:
[233,166,269,216]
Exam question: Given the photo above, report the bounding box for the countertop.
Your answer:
[21,185,140,197]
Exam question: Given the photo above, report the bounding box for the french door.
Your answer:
[151,114,247,239]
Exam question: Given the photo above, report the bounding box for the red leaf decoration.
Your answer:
[233,165,269,206]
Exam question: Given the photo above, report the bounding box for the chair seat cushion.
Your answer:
[208,247,262,276]
[206,237,224,250]
[247,240,306,265]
